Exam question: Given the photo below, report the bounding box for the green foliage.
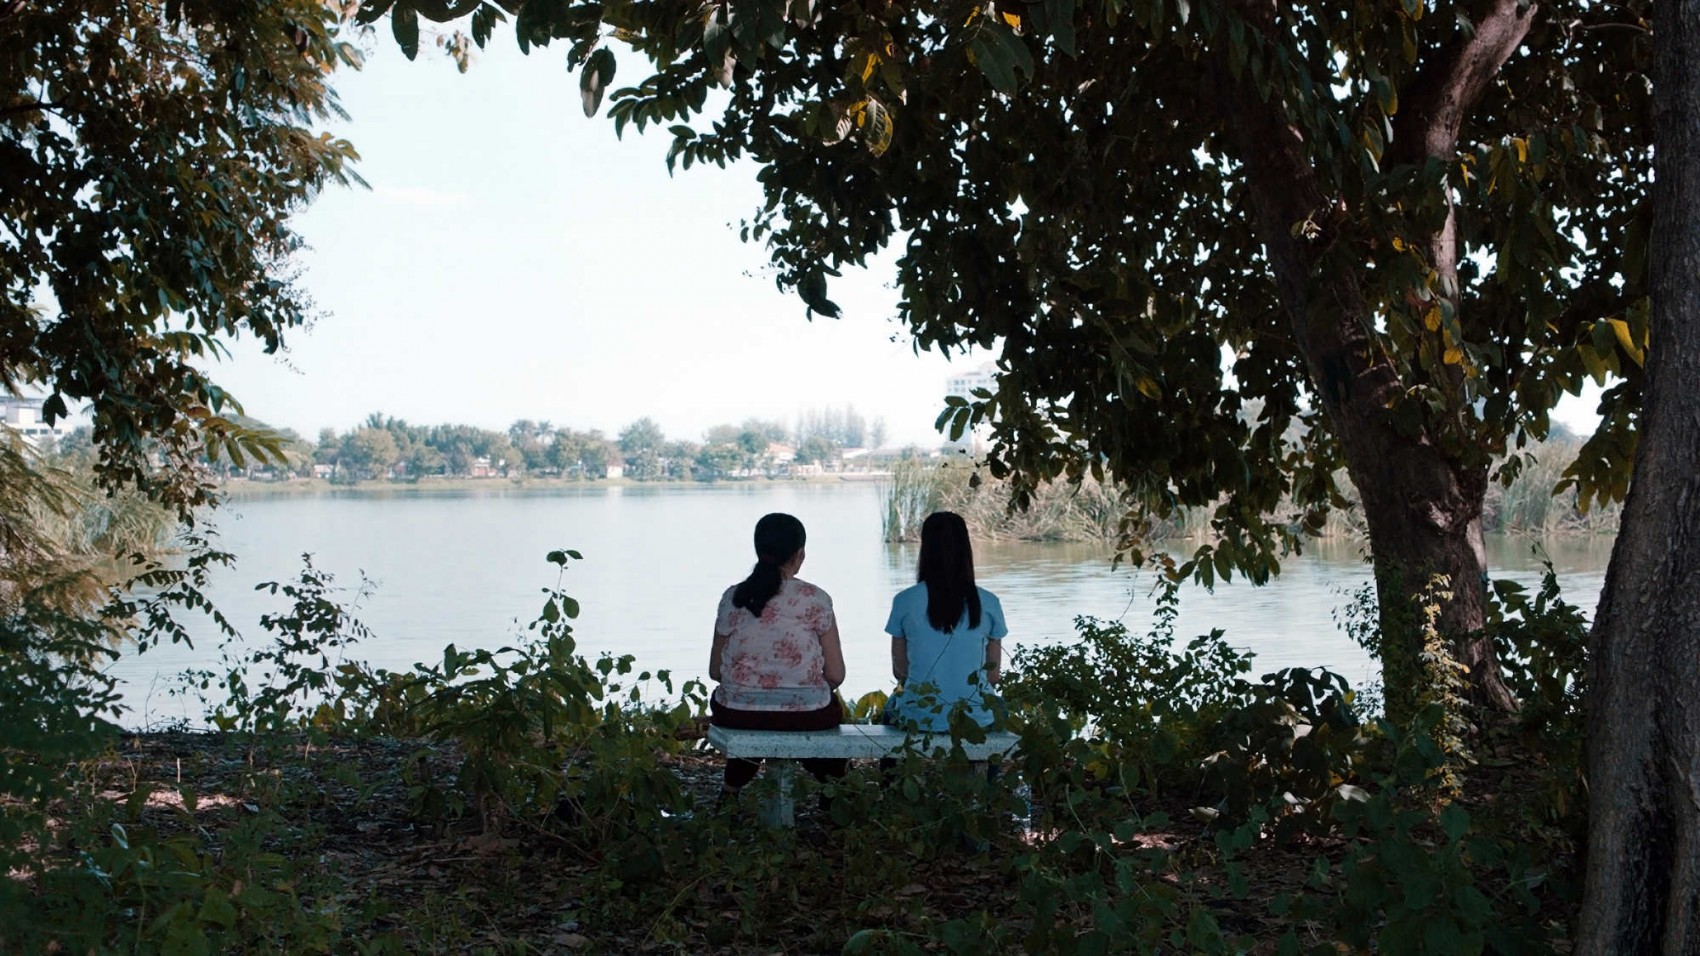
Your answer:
[1005,579,1369,847]
[1268,709,1565,955]
[373,0,1652,722]
[4,533,1591,952]
[1,426,178,619]
[1004,595,1255,792]
[1487,567,1590,732]
[0,604,124,827]
[1,532,367,952]
[14,808,353,954]
[2,1,365,508]
[1346,572,1473,775]
[1204,666,1368,839]
[177,556,376,734]
[379,0,1649,574]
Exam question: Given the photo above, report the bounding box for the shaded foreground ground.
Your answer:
[30,727,1578,954]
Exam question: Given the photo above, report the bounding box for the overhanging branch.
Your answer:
[1392,0,1540,163]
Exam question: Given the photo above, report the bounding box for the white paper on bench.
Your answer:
[705,724,1019,761]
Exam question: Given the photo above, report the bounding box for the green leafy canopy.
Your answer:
[379,0,1648,586]
[2,1,366,511]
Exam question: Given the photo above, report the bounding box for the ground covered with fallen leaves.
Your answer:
[60,728,1572,954]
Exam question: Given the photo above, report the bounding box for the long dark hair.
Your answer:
[731,512,807,616]
[918,511,980,633]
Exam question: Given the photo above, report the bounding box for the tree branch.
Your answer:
[1391,0,1540,163]
[1,100,63,116]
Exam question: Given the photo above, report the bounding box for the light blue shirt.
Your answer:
[884,584,1007,732]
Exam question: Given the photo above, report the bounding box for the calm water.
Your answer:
[109,482,1613,727]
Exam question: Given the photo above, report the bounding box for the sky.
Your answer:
[206,29,1601,445]
[209,36,977,447]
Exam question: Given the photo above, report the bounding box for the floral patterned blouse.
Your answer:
[712,578,836,712]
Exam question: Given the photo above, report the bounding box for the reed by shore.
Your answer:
[880,439,1622,544]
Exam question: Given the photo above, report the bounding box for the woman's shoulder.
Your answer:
[788,578,832,602]
[975,586,1004,608]
[892,582,928,604]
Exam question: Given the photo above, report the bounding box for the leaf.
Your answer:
[580,48,615,117]
[991,22,1036,81]
[797,270,840,318]
[356,1,397,26]
[471,5,500,47]
[703,12,735,85]
[858,97,893,157]
[967,35,1016,94]
[392,5,421,60]
[1439,802,1470,841]
[1046,0,1077,53]
[1135,375,1161,400]
[1606,317,1644,366]
[1442,346,1464,365]
[197,888,238,929]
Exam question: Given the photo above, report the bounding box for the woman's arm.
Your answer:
[891,636,909,683]
[818,624,846,688]
[709,632,729,682]
[984,639,1003,686]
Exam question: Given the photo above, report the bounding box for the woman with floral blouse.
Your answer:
[709,512,848,798]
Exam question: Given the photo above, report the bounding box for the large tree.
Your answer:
[376,0,1653,717]
[1576,0,1700,945]
[2,1,363,510]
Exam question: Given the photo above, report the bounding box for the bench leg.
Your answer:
[758,761,796,827]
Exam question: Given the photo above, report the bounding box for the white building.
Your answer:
[1,395,68,447]
[945,365,997,403]
[943,364,998,454]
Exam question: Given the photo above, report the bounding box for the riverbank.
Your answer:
[216,473,885,499]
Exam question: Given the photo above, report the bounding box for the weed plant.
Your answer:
[3,548,1596,953]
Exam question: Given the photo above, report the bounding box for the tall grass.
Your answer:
[1486,440,1623,535]
[880,459,1125,543]
[882,438,1622,546]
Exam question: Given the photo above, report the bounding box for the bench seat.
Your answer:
[705,723,1019,761]
[704,724,1021,826]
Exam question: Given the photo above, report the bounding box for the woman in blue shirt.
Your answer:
[884,511,1008,731]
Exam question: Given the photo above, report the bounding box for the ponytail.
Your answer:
[732,559,785,616]
[731,512,807,617]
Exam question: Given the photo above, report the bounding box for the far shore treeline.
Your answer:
[108,407,906,484]
[92,403,1619,545]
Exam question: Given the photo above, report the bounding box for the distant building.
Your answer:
[945,365,997,402]
[943,364,997,454]
[1,395,68,447]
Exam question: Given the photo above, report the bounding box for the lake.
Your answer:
[109,481,1613,727]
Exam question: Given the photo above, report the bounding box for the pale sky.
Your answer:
[213,39,975,446]
[207,34,1602,444]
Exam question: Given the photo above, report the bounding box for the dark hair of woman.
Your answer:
[732,512,807,616]
[917,511,981,633]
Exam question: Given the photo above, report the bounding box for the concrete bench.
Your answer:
[705,724,1021,826]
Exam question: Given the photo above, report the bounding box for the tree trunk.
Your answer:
[1576,0,1700,947]
[1210,24,1519,720]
